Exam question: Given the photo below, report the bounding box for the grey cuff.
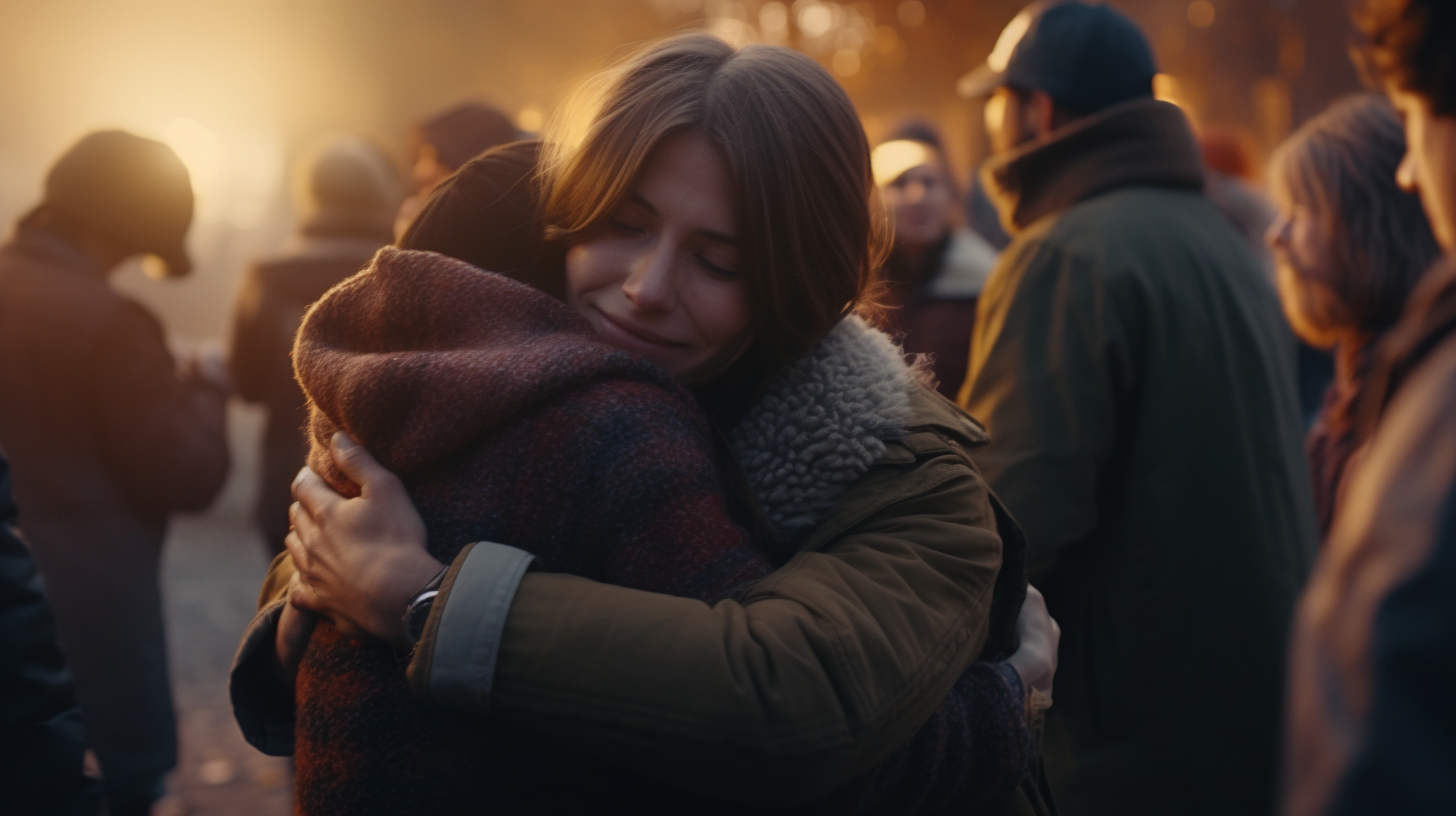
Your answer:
[228,600,296,756]
[424,542,537,713]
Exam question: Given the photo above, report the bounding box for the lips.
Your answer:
[594,308,686,349]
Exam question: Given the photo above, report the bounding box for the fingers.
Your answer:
[284,519,318,580]
[292,465,342,520]
[329,432,398,497]
[287,569,324,615]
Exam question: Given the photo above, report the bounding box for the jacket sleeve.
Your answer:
[960,237,1135,578]
[0,458,103,814]
[409,452,1006,805]
[92,300,230,514]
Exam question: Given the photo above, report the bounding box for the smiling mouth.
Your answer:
[595,308,686,348]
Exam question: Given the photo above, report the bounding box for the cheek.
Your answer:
[685,277,750,350]
[565,242,622,306]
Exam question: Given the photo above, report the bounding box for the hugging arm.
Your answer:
[408,449,1016,805]
[233,425,1031,806]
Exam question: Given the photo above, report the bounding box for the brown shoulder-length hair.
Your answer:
[539,34,890,418]
[1269,93,1441,337]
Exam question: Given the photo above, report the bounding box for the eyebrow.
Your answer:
[627,191,739,247]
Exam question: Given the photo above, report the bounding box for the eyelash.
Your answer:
[609,219,738,279]
[694,255,738,279]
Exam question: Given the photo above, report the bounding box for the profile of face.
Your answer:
[566,130,750,381]
[985,86,1050,155]
[1389,86,1456,254]
[1266,195,1348,348]
[883,160,955,249]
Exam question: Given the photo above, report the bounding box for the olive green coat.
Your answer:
[962,98,1318,815]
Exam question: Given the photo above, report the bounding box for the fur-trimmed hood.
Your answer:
[730,314,919,542]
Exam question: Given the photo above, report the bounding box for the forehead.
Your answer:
[631,131,735,229]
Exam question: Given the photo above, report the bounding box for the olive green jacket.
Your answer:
[962,98,1318,815]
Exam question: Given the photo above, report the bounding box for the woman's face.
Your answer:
[883,159,955,249]
[1265,193,1350,348]
[566,131,750,381]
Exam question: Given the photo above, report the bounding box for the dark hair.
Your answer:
[1270,94,1442,335]
[397,140,567,300]
[541,34,890,414]
[1353,0,1456,115]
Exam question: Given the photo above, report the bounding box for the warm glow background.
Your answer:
[0,0,1358,344]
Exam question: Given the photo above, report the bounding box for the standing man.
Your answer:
[1284,2,1456,814]
[0,131,230,816]
[957,3,1317,814]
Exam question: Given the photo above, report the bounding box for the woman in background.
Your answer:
[872,124,998,398]
[1266,93,1442,533]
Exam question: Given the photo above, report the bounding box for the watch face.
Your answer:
[405,594,436,646]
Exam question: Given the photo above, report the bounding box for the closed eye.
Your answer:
[694,254,738,279]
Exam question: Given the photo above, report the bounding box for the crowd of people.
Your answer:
[1,0,1452,814]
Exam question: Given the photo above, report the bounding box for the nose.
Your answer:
[904,179,928,205]
[1396,149,1418,193]
[1265,214,1291,250]
[622,241,676,312]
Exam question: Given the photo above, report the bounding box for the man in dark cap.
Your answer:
[957,3,1317,814]
[0,130,230,816]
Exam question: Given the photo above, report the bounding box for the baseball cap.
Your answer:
[957,1,1157,116]
[43,130,194,278]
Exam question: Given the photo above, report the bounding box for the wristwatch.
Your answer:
[402,566,449,649]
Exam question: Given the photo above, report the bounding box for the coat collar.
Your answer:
[729,314,920,542]
[982,97,1205,234]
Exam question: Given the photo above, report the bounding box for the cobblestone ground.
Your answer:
[160,402,292,815]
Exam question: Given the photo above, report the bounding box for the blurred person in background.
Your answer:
[0,453,102,816]
[957,2,1317,814]
[1284,1,1456,813]
[873,123,999,398]
[0,130,230,816]
[393,102,519,238]
[1265,94,1441,537]
[229,134,400,555]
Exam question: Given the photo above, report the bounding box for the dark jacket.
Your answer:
[0,225,229,793]
[1284,255,1456,816]
[962,98,1318,816]
[882,228,998,399]
[0,454,102,816]
[229,226,390,553]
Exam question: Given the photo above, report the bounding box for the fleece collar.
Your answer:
[982,97,1205,234]
[729,315,917,542]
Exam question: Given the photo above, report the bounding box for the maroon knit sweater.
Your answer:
[291,247,775,814]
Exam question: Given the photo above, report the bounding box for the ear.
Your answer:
[1028,90,1058,139]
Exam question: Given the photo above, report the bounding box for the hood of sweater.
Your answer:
[982,97,1206,234]
[293,247,676,482]
[297,246,920,540]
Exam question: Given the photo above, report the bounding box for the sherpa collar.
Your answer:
[729,314,916,542]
